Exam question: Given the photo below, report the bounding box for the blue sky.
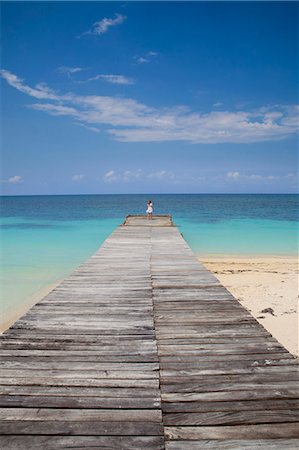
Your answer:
[1,1,298,194]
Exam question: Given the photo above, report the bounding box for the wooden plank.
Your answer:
[0,436,165,450]
[166,440,299,450]
[0,361,159,371]
[162,389,299,402]
[163,410,299,425]
[164,423,299,439]
[0,369,159,379]
[0,377,159,388]
[0,396,161,409]
[162,399,299,413]
[0,408,162,421]
[161,381,299,394]
[0,421,163,435]
[0,386,161,398]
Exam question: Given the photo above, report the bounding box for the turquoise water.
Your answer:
[0,194,298,328]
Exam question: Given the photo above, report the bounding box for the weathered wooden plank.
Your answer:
[0,408,162,421]
[0,420,163,435]
[160,360,297,371]
[0,361,160,370]
[0,377,159,388]
[162,399,299,413]
[0,396,161,409]
[165,440,299,450]
[0,436,165,450]
[161,365,299,377]
[159,354,292,363]
[162,389,299,402]
[0,369,159,379]
[161,381,299,394]
[0,334,155,343]
[164,423,299,439]
[0,386,161,398]
[163,410,299,425]
[0,354,158,362]
[161,372,299,384]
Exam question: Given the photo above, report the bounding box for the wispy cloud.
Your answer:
[57,66,84,77]
[147,170,174,180]
[0,69,58,100]
[87,74,134,85]
[1,69,298,144]
[123,169,143,182]
[224,172,296,183]
[137,57,149,64]
[72,174,85,181]
[134,51,159,64]
[103,170,117,183]
[80,14,126,37]
[75,123,101,133]
[102,169,174,183]
[226,171,240,180]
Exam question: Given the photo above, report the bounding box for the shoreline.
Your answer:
[0,281,60,334]
[200,254,298,356]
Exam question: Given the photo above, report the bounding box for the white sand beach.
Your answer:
[201,256,298,356]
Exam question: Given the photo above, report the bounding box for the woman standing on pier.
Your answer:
[146,200,153,219]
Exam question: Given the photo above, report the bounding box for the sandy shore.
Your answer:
[201,255,298,356]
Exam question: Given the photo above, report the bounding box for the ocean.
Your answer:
[0,194,298,330]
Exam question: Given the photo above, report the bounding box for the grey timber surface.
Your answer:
[123,215,173,227]
[0,216,298,449]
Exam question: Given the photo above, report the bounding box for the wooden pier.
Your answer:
[0,216,298,449]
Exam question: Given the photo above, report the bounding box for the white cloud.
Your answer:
[224,172,291,183]
[226,171,240,180]
[136,57,149,64]
[75,123,101,133]
[213,102,223,108]
[58,66,84,76]
[135,51,159,64]
[147,170,174,180]
[248,174,262,181]
[72,174,85,181]
[1,69,298,145]
[123,169,143,182]
[103,170,117,183]
[7,175,22,184]
[87,74,134,85]
[81,14,126,37]
[0,69,58,100]
[30,103,79,116]
[1,175,23,184]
